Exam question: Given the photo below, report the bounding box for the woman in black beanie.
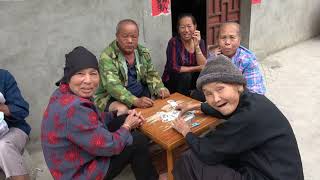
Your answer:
[171,55,304,180]
[42,46,158,180]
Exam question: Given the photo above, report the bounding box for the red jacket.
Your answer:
[41,84,132,180]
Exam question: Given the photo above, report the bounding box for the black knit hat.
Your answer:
[196,55,246,90]
[55,46,99,86]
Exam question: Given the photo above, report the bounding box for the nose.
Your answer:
[212,93,221,104]
[224,38,231,45]
[127,37,133,43]
[83,74,91,84]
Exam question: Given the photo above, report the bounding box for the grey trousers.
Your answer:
[0,128,28,178]
[173,150,242,180]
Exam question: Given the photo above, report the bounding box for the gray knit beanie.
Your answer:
[196,55,246,90]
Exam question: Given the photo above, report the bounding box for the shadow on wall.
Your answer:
[313,10,320,36]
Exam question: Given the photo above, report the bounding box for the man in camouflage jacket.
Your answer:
[95,19,170,114]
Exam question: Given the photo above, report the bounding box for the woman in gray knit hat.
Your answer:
[171,55,303,180]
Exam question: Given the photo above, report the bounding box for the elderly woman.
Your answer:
[41,46,158,180]
[171,55,304,180]
[162,14,206,101]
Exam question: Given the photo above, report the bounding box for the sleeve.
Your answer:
[144,51,166,95]
[242,55,266,95]
[3,71,29,122]
[66,101,133,157]
[199,39,207,58]
[166,38,181,73]
[99,52,136,107]
[200,102,224,119]
[185,110,268,165]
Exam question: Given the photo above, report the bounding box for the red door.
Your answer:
[206,0,240,47]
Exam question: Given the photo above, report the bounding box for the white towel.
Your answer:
[0,112,9,138]
[0,92,5,104]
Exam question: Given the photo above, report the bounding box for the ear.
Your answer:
[237,85,244,93]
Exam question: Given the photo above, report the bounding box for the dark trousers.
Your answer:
[105,116,158,180]
[173,150,242,180]
[165,72,205,102]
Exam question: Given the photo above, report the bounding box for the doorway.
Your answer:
[171,0,207,43]
[171,0,250,49]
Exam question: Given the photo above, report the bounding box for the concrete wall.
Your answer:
[0,0,171,146]
[249,0,320,59]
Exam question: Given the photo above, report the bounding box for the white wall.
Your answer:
[0,0,172,145]
[249,0,320,59]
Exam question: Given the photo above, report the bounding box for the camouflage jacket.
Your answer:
[95,40,165,111]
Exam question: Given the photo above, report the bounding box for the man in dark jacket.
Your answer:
[172,55,304,180]
[0,69,31,180]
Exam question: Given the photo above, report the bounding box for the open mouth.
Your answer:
[217,102,227,108]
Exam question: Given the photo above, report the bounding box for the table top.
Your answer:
[136,93,221,150]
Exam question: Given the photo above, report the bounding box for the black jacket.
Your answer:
[186,90,304,180]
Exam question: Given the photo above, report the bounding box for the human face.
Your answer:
[202,82,243,116]
[218,24,241,58]
[116,23,139,55]
[69,68,99,98]
[178,17,196,41]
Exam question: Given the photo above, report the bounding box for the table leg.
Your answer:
[167,150,174,180]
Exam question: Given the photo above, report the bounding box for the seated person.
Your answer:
[41,46,158,180]
[0,69,31,180]
[162,14,206,100]
[95,19,170,115]
[171,55,303,180]
[208,22,266,95]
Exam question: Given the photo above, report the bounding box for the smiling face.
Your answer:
[69,68,99,98]
[202,82,243,116]
[116,22,139,55]
[178,16,197,42]
[218,23,241,58]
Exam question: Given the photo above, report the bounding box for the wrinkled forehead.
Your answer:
[117,22,139,35]
[219,24,240,36]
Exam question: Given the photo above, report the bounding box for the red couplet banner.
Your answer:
[152,0,170,16]
[252,0,261,4]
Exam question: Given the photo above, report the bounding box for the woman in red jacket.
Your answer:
[41,46,158,180]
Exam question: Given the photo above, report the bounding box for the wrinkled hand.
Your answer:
[198,64,205,71]
[192,30,201,48]
[123,110,145,130]
[159,88,170,99]
[176,102,201,118]
[213,47,222,56]
[133,97,154,108]
[172,117,191,137]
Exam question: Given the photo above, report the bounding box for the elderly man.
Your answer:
[209,22,266,95]
[171,55,303,180]
[95,19,170,115]
[0,69,31,180]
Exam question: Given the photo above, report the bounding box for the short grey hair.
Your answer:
[116,19,139,35]
[217,22,241,38]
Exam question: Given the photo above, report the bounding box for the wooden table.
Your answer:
[136,93,221,180]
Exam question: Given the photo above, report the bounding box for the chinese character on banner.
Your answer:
[252,0,261,4]
[152,0,170,16]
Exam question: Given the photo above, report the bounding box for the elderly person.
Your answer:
[162,14,206,101]
[0,69,31,180]
[41,46,158,180]
[209,22,266,95]
[95,19,170,115]
[171,55,303,180]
